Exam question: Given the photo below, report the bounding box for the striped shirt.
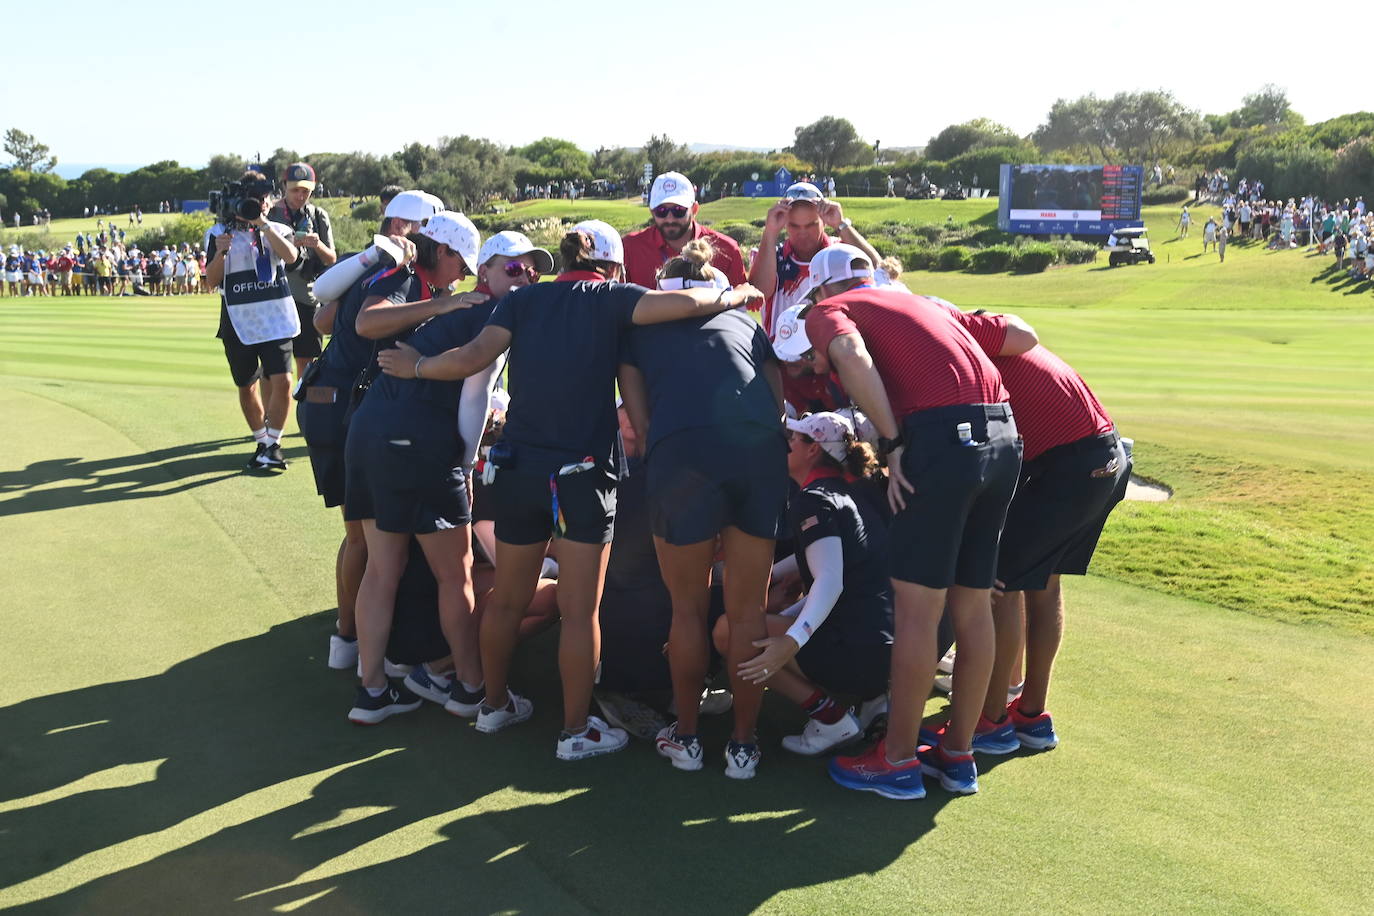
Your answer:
[932,299,1114,461]
[804,286,1007,416]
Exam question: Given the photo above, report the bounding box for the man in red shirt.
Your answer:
[802,245,1038,799]
[52,247,76,296]
[927,297,1129,755]
[622,172,747,289]
[747,182,883,338]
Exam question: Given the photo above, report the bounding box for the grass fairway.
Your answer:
[1,194,1372,914]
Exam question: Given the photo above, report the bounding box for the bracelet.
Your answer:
[414,356,426,379]
[714,288,729,309]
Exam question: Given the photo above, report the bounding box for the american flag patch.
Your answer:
[801,621,813,634]
[801,516,818,530]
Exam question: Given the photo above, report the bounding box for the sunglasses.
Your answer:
[652,205,689,219]
[502,261,538,280]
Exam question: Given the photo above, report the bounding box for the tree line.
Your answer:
[5,86,1374,220]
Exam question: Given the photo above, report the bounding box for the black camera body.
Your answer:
[208,176,275,227]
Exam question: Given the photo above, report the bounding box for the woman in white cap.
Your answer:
[297,190,444,673]
[375,219,764,761]
[616,239,787,779]
[717,410,893,762]
[341,211,499,725]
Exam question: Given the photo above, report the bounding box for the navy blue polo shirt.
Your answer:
[623,308,778,456]
[369,299,497,411]
[486,275,647,471]
[790,474,894,646]
[317,263,428,388]
[314,261,390,388]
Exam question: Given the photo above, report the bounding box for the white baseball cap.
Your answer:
[572,219,624,265]
[772,303,813,362]
[420,211,481,276]
[807,244,873,291]
[649,172,695,210]
[833,406,878,447]
[478,230,554,274]
[384,190,445,224]
[783,181,825,202]
[786,411,854,463]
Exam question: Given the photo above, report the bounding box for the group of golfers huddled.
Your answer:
[206,164,1130,800]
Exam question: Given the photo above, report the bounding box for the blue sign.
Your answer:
[744,166,795,198]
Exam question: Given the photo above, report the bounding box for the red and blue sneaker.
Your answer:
[1008,700,1059,750]
[971,714,1021,755]
[828,739,927,800]
[917,743,979,794]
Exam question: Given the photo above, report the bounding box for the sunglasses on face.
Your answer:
[652,205,689,219]
[502,261,538,280]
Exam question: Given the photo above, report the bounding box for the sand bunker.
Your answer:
[1125,475,1171,502]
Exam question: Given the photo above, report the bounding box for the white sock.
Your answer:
[265,427,282,446]
[365,684,387,697]
[252,427,268,444]
[461,679,483,694]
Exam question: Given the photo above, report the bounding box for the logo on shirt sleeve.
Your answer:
[801,516,818,531]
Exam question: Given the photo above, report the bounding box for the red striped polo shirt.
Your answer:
[804,286,1007,416]
[929,299,1115,461]
[993,347,1114,461]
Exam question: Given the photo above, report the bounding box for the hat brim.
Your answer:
[772,329,813,363]
[285,180,317,191]
[650,193,695,210]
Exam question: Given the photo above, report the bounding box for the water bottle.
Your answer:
[956,421,973,445]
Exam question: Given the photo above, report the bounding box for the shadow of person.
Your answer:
[0,615,1006,913]
[0,439,248,517]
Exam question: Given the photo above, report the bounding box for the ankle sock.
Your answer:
[265,427,283,446]
[802,690,845,724]
[365,685,387,698]
[252,427,268,445]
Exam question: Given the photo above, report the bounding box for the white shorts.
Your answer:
[26,271,42,284]
[4,270,20,283]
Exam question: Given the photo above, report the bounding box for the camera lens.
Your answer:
[237,198,263,221]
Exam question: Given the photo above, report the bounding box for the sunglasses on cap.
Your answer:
[502,261,538,280]
[652,204,689,219]
[784,186,824,201]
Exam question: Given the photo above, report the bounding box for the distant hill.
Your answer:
[53,163,153,179]
[687,142,776,154]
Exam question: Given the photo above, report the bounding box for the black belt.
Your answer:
[901,402,1012,427]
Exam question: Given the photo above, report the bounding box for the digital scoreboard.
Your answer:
[998,163,1145,236]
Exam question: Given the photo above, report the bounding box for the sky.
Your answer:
[4,0,1364,173]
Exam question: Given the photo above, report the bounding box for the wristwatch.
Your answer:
[878,435,904,456]
[837,218,853,232]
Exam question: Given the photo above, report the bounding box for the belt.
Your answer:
[901,402,1012,427]
[304,386,339,404]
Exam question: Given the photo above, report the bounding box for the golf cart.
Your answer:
[1105,226,1155,266]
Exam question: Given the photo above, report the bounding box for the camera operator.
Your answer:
[269,162,337,379]
[204,169,301,471]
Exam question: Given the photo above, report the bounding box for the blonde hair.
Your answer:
[879,255,903,279]
[658,238,719,283]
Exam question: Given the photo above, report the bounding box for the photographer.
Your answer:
[204,169,301,471]
[268,162,337,379]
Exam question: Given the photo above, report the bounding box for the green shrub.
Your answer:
[936,245,971,271]
[1049,239,1099,264]
[714,221,761,249]
[130,211,215,252]
[970,226,1013,246]
[968,244,1016,272]
[1012,242,1057,273]
[897,243,939,271]
[350,199,382,223]
[1142,184,1191,204]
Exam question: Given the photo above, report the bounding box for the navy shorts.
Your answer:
[343,407,470,534]
[997,433,1130,591]
[292,303,323,359]
[888,403,1022,589]
[647,426,789,545]
[491,452,618,546]
[796,632,891,698]
[297,390,350,508]
[222,334,293,387]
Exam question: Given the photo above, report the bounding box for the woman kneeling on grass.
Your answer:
[376,221,764,761]
[715,410,893,759]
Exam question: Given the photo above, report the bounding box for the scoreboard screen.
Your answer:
[997,164,1144,235]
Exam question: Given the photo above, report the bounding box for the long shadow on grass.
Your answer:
[0,439,309,517]
[0,614,1022,912]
